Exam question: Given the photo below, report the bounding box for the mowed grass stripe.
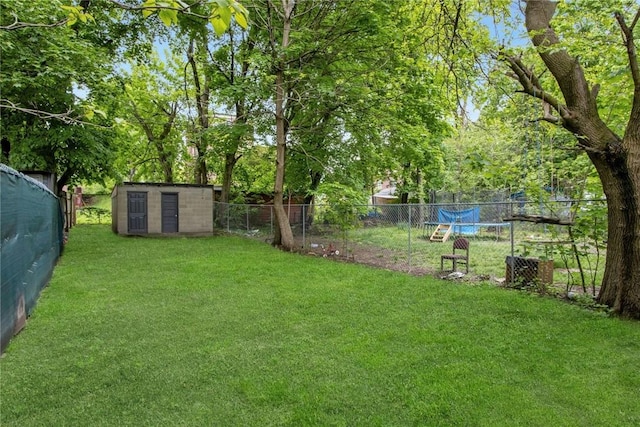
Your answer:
[1,225,639,426]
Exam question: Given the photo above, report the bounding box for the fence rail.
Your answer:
[214,199,607,295]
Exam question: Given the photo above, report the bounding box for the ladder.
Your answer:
[430,224,453,243]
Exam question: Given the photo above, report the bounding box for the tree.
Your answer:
[0,0,119,194]
[150,0,251,185]
[282,2,403,212]
[376,70,449,204]
[1,0,249,192]
[184,34,214,184]
[233,144,275,197]
[123,54,183,183]
[260,0,296,249]
[254,0,427,249]
[368,0,495,203]
[203,23,264,204]
[502,0,640,318]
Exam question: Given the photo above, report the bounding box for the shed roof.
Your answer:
[121,181,214,189]
[373,187,397,199]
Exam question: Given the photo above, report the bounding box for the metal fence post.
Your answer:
[509,202,515,284]
[270,205,274,238]
[226,203,230,232]
[302,204,306,249]
[408,204,412,271]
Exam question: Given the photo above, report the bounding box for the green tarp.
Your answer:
[1,164,64,353]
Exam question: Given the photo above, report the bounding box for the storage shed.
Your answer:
[111,182,213,235]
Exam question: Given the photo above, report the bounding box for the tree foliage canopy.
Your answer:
[0,0,121,192]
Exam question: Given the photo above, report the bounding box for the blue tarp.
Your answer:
[438,207,480,235]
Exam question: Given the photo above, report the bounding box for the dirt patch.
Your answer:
[293,237,437,277]
[274,236,600,298]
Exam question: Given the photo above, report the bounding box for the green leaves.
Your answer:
[2,0,119,190]
[141,0,156,18]
[210,0,249,35]
[232,2,248,29]
[141,0,179,25]
[157,9,178,26]
[315,182,369,231]
[137,0,249,35]
[61,5,95,26]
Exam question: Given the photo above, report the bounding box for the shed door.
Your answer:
[161,193,179,233]
[127,192,148,234]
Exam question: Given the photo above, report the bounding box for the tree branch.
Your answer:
[523,1,597,129]
[0,15,69,30]
[616,10,640,94]
[615,8,640,138]
[0,99,102,126]
[129,102,155,142]
[159,102,178,140]
[501,53,568,122]
[502,0,625,152]
[504,214,573,226]
[105,0,209,19]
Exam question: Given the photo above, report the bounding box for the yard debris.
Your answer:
[443,271,466,280]
[322,243,339,257]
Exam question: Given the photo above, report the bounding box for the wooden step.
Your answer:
[430,224,452,243]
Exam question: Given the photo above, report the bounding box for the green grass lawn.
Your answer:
[348,225,513,276]
[76,194,111,225]
[346,224,605,286]
[1,225,638,426]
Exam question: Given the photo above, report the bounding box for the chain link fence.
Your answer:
[214,199,607,295]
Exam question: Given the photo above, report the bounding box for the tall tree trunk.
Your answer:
[399,163,411,204]
[273,66,295,249]
[303,170,323,228]
[220,153,239,203]
[154,141,174,183]
[159,149,173,183]
[507,1,640,318]
[56,168,73,197]
[130,101,178,183]
[194,154,207,185]
[589,140,640,317]
[218,27,252,204]
[220,100,247,204]
[271,0,296,250]
[187,38,210,185]
[416,167,425,225]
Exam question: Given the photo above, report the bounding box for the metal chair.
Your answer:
[440,237,469,273]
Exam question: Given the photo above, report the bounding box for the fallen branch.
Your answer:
[503,214,573,226]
